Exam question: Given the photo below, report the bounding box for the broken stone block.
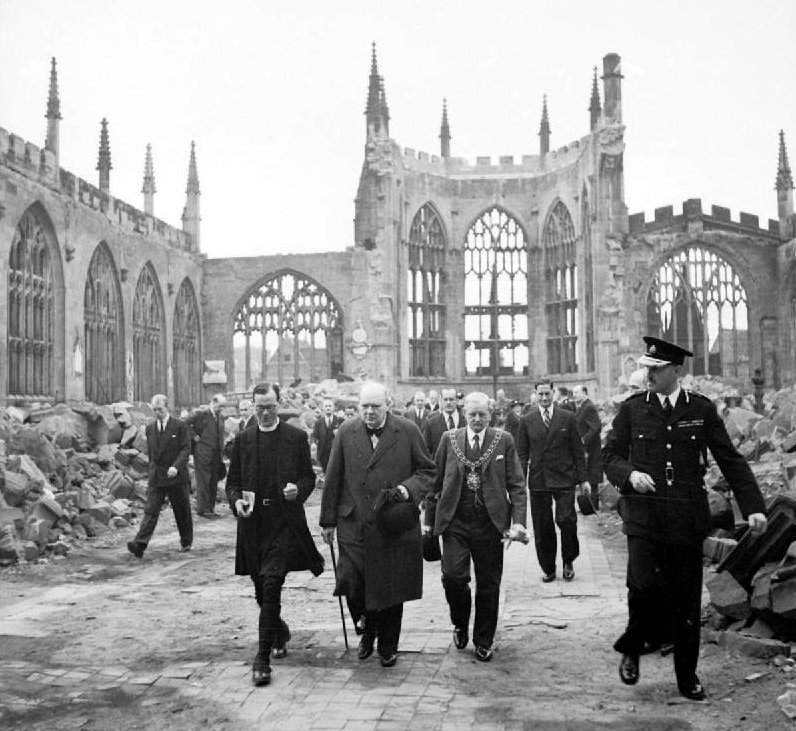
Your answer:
[772,576,796,619]
[73,513,109,537]
[110,499,132,518]
[76,485,94,510]
[84,500,112,524]
[131,453,149,473]
[707,571,751,619]
[22,540,41,561]
[778,690,796,720]
[8,427,64,475]
[72,522,88,540]
[0,506,24,527]
[7,454,48,491]
[738,440,757,459]
[2,470,30,507]
[740,618,775,639]
[725,408,765,441]
[131,481,148,502]
[22,517,52,545]
[120,426,137,447]
[114,449,137,468]
[35,406,89,451]
[717,631,790,658]
[109,516,129,529]
[133,429,148,454]
[96,444,118,465]
[703,536,738,563]
[0,525,19,560]
[751,562,779,612]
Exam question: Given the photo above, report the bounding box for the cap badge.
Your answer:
[649,345,657,354]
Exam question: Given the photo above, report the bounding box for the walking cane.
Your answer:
[329,541,350,651]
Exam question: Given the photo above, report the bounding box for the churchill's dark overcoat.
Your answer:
[225,422,323,578]
[320,413,435,611]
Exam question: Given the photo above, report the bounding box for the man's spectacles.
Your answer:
[254,404,278,412]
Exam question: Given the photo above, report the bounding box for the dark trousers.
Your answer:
[530,489,578,574]
[441,515,503,648]
[131,481,193,549]
[345,595,404,658]
[613,536,703,686]
[251,523,294,664]
[194,458,220,514]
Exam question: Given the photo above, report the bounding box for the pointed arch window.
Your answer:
[173,279,201,408]
[647,247,749,379]
[464,207,529,377]
[133,263,166,401]
[8,210,55,398]
[581,189,595,372]
[407,204,446,377]
[233,271,343,391]
[544,201,578,374]
[84,243,124,403]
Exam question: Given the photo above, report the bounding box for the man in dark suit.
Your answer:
[422,387,463,457]
[573,385,603,509]
[517,379,590,582]
[503,400,523,445]
[312,397,343,473]
[429,391,527,661]
[226,381,324,687]
[406,391,429,430]
[186,394,227,517]
[127,394,193,557]
[321,382,435,668]
[603,337,767,701]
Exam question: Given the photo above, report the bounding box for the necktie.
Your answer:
[543,408,551,429]
[447,415,455,430]
[472,433,480,455]
[663,396,673,416]
[327,418,332,429]
[158,419,164,434]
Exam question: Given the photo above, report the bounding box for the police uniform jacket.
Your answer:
[602,389,765,546]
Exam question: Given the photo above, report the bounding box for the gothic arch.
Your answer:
[231,269,343,390]
[542,199,579,374]
[407,202,447,377]
[7,202,65,400]
[646,245,750,379]
[173,278,201,408]
[463,205,530,377]
[84,242,125,403]
[132,262,166,401]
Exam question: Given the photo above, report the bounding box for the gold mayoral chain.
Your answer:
[448,429,504,492]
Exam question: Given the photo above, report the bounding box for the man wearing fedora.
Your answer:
[321,382,435,668]
[428,391,527,661]
[603,336,768,701]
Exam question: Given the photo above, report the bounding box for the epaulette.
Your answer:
[626,390,647,400]
[685,389,710,402]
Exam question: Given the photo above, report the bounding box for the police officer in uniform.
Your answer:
[602,337,768,701]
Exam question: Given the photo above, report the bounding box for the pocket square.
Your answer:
[496,455,504,461]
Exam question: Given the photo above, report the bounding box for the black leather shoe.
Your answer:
[379,652,397,667]
[619,653,640,685]
[453,627,468,650]
[542,571,556,583]
[562,563,575,581]
[353,617,366,636]
[474,645,493,662]
[660,642,675,657]
[272,621,291,659]
[358,632,375,661]
[252,654,271,686]
[127,541,144,558]
[179,544,192,553]
[678,676,707,701]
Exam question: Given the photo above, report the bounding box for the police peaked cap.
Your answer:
[638,336,694,367]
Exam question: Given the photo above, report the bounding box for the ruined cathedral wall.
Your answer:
[202,251,354,391]
[0,127,203,403]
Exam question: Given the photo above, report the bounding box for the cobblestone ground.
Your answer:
[0,491,784,730]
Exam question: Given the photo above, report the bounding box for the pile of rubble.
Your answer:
[0,401,158,565]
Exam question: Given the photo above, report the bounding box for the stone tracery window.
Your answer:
[84,243,125,403]
[8,209,55,398]
[173,279,201,408]
[464,207,529,377]
[646,247,749,379]
[544,201,578,374]
[407,204,446,377]
[132,263,166,401]
[232,270,343,390]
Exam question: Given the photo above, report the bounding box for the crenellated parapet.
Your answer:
[628,198,781,241]
[1,126,194,253]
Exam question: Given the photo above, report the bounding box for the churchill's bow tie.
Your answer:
[366,426,384,438]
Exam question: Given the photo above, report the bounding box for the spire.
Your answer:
[142,143,156,216]
[186,140,200,194]
[44,57,62,172]
[96,118,112,193]
[602,53,623,122]
[539,95,551,155]
[589,66,602,131]
[439,98,451,158]
[777,130,793,191]
[364,42,389,138]
[46,57,61,121]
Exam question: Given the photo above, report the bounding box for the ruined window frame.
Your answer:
[173,278,201,409]
[132,262,166,401]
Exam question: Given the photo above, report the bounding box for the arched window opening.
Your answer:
[544,201,578,374]
[581,189,595,372]
[173,279,201,409]
[464,207,529,377]
[8,209,55,398]
[646,247,749,379]
[232,271,343,390]
[132,263,165,401]
[407,204,446,377]
[84,243,125,403]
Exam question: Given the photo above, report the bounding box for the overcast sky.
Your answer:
[1,0,795,260]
